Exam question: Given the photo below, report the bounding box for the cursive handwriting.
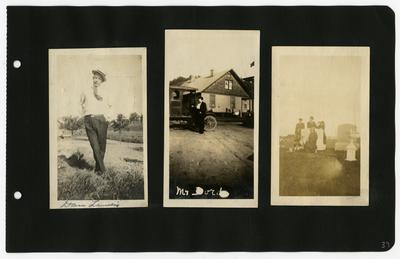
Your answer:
[60,200,120,208]
[88,200,120,208]
[60,200,86,208]
[175,186,230,198]
[176,186,189,196]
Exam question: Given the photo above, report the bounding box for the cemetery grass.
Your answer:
[279,146,360,196]
[57,136,144,200]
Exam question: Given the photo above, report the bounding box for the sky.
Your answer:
[165,30,259,80]
[278,55,362,137]
[55,54,143,118]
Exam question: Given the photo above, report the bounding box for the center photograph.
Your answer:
[163,30,259,207]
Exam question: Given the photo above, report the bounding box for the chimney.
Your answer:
[210,69,214,77]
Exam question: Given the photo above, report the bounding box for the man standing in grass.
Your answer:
[294,118,305,151]
[80,69,113,175]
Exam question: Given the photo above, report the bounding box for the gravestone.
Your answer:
[345,139,357,161]
[334,124,359,151]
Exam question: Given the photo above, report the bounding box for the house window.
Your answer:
[225,80,233,90]
[210,94,216,108]
[230,96,236,109]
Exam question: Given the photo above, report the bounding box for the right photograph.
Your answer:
[271,46,370,206]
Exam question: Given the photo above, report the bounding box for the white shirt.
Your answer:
[80,86,113,120]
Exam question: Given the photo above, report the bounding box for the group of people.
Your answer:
[294,116,327,153]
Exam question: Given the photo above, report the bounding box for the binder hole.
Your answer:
[14,191,22,200]
[13,60,21,69]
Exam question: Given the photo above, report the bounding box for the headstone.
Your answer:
[334,124,358,151]
[337,124,356,141]
[345,139,357,161]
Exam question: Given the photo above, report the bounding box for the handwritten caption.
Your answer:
[60,200,120,208]
[176,186,230,198]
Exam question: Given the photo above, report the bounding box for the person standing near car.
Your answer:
[80,69,113,175]
[196,96,207,134]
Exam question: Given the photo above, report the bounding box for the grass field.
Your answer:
[279,140,360,196]
[71,123,143,143]
[107,129,143,143]
[57,135,144,200]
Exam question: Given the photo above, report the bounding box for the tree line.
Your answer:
[58,113,143,136]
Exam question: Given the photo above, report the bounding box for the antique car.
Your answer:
[169,85,217,130]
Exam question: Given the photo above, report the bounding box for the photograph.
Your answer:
[271,46,369,206]
[49,48,147,208]
[164,30,259,207]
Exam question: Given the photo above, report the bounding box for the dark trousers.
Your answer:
[84,115,108,173]
[196,114,205,134]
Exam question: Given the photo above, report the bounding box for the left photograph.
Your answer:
[49,48,147,209]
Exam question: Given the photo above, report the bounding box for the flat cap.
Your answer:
[92,69,106,82]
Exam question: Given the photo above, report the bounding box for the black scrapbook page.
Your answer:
[6,6,395,252]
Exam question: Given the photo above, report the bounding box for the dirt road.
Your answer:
[169,124,254,199]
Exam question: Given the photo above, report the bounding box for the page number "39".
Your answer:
[381,241,390,249]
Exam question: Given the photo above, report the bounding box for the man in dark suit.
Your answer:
[307,116,317,129]
[294,118,305,150]
[196,96,207,134]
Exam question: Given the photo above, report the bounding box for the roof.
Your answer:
[169,85,198,91]
[175,69,249,98]
[180,70,230,92]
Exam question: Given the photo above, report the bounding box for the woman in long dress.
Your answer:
[305,127,318,153]
[316,121,326,151]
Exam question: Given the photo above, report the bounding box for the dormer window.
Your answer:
[225,80,233,90]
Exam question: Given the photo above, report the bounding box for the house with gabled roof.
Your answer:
[177,69,250,115]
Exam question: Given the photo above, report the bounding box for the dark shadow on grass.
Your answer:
[58,152,93,170]
[124,158,143,163]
